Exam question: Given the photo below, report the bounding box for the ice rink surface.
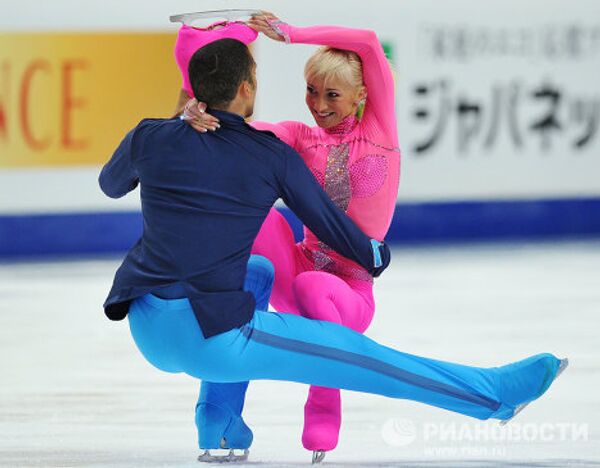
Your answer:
[1,241,599,467]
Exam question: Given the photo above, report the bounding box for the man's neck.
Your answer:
[213,100,247,118]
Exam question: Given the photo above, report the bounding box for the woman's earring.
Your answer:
[356,98,367,119]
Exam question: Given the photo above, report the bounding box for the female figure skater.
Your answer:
[178,12,400,461]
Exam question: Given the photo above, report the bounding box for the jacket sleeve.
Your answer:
[99,128,140,199]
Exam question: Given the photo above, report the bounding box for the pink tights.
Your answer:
[252,208,375,451]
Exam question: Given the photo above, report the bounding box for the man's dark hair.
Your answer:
[189,38,255,108]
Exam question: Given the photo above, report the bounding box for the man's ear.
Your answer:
[240,80,253,99]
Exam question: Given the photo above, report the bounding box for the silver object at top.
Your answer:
[170,9,262,25]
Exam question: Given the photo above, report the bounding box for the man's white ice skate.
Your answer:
[312,450,326,464]
[197,438,249,463]
[500,357,569,426]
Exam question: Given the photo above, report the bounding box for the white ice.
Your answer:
[1,242,599,467]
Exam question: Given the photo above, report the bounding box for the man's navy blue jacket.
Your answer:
[100,110,386,338]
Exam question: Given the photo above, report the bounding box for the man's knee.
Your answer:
[245,255,275,309]
[247,254,274,277]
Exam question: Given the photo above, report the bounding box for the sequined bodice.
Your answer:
[297,119,398,282]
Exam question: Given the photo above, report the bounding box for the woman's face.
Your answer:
[305,75,365,129]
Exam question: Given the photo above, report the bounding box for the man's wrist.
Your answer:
[370,239,383,268]
[369,239,390,278]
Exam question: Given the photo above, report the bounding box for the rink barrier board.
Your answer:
[1,198,600,258]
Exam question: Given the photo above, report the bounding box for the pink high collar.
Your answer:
[323,114,358,135]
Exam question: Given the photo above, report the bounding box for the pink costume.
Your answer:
[249,23,400,451]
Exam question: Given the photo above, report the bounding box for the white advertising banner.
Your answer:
[394,3,600,201]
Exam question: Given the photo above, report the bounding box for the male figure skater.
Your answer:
[100,38,566,463]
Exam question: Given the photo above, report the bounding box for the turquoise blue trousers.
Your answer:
[128,293,562,422]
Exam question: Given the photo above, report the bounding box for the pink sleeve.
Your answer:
[175,23,258,97]
[250,120,308,150]
[277,23,397,139]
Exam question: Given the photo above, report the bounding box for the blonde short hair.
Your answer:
[304,46,364,91]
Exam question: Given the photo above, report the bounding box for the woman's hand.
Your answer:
[247,12,286,42]
[181,98,220,133]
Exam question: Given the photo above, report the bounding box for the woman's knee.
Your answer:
[292,272,340,322]
[292,273,374,331]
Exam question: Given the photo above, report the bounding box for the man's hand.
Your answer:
[181,98,220,133]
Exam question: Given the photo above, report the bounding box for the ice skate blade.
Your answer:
[500,357,569,426]
[170,9,261,25]
[197,449,249,463]
[312,450,326,464]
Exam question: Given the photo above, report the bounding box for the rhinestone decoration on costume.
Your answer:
[312,241,335,273]
[303,140,374,282]
[301,115,388,283]
[349,154,388,198]
[324,142,351,212]
[302,243,373,283]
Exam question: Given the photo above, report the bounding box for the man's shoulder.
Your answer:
[252,128,278,140]
[246,123,279,142]
[130,118,187,143]
[135,117,180,132]
[245,124,297,156]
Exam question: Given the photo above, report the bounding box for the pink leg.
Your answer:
[254,211,377,452]
[251,208,302,314]
[293,271,374,331]
[292,272,374,452]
